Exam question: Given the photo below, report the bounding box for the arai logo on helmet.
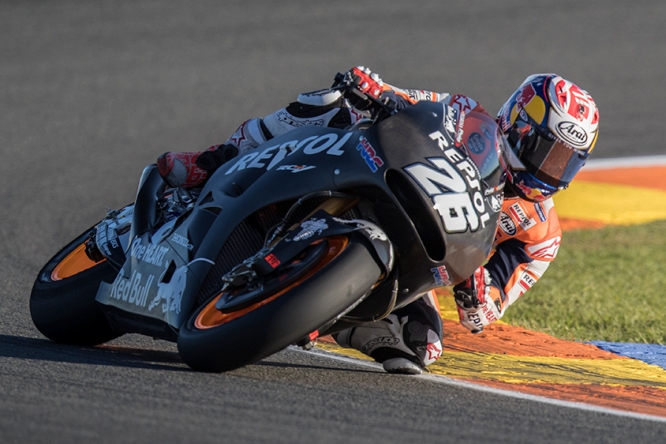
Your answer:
[556,121,588,148]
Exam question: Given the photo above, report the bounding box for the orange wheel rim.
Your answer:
[51,243,105,281]
[195,236,349,329]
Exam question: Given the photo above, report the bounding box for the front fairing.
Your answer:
[366,101,506,289]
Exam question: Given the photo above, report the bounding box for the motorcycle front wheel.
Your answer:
[177,233,383,372]
[30,227,122,346]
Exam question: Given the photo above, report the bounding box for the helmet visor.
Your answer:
[507,116,587,188]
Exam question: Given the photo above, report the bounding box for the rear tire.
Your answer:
[30,227,122,346]
[177,234,383,372]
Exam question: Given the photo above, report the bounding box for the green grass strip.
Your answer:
[503,219,666,344]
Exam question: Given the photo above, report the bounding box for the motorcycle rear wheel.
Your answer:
[177,234,383,372]
[30,227,122,346]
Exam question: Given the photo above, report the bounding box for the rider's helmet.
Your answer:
[497,74,599,202]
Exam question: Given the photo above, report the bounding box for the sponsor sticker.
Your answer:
[171,233,194,251]
[431,265,452,286]
[276,109,325,127]
[293,218,329,241]
[499,212,517,235]
[407,89,434,102]
[361,336,399,355]
[451,94,476,114]
[516,83,537,107]
[425,341,442,363]
[276,164,316,173]
[226,132,352,175]
[229,120,249,147]
[499,104,513,132]
[488,194,503,213]
[456,110,465,145]
[443,105,458,140]
[534,202,547,222]
[149,265,187,314]
[109,269,154,308]
[518,272,538,291]
[556,121,588,148]
[130,238,169,267]
[467,132,486,154]
[527,237,561,260]
[507,202,537,231]
[356,136,384,173]
[264,254,281,269]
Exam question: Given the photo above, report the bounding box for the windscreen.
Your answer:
[459,110,507,189]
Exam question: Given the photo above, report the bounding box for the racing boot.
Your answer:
[335,293,443,374]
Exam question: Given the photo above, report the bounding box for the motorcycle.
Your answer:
[30,80,507,372]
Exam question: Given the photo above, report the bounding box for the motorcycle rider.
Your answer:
[157,67,599,374]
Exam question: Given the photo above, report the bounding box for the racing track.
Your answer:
[2,1,666,443]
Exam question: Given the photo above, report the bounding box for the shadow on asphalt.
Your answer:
[0,334,380,375]
[253,358,380,374]
[0,334,187,372]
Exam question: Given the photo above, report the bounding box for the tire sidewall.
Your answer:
[177,235,382,372]
[30,227,121,346]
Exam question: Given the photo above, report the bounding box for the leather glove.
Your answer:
[156,144,239,188]
[348,66,385,99]
[453,267,503,333]
[157,151,208,188]
[333,66,385,110]
[196,143,239,174]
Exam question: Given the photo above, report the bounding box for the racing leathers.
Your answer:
[156,67,561,373]
[454,196,562,333]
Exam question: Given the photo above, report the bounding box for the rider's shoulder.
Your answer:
[497,196,561,243]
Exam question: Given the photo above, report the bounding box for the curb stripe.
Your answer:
[583,155,666,170]
[302,347,666,423]
[590,341,666,370]
[554,181,666,225]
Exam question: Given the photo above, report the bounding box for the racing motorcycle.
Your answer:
[30,80,507,372]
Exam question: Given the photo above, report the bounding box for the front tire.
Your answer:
[177,234,383,372]
[30,227,122,346]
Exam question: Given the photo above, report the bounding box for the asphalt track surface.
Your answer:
[2,1,666,443]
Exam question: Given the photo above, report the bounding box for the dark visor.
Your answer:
[507,116,587,188]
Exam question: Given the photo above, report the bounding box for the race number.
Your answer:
[404,135,490,233]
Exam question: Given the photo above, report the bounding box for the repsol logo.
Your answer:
[226,132,353,175]
[556,121,587,147]
[404,131,491,233]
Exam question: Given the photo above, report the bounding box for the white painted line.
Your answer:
[302,347,666,424]
[584,155,666,170]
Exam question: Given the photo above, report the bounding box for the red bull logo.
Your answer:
[517,83,537,107]
[516,180,549,202]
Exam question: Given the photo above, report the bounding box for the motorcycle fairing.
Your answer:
[369,102,504,291]
[96,101,504,331]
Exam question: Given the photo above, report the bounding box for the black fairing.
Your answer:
[96,100,505,333]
